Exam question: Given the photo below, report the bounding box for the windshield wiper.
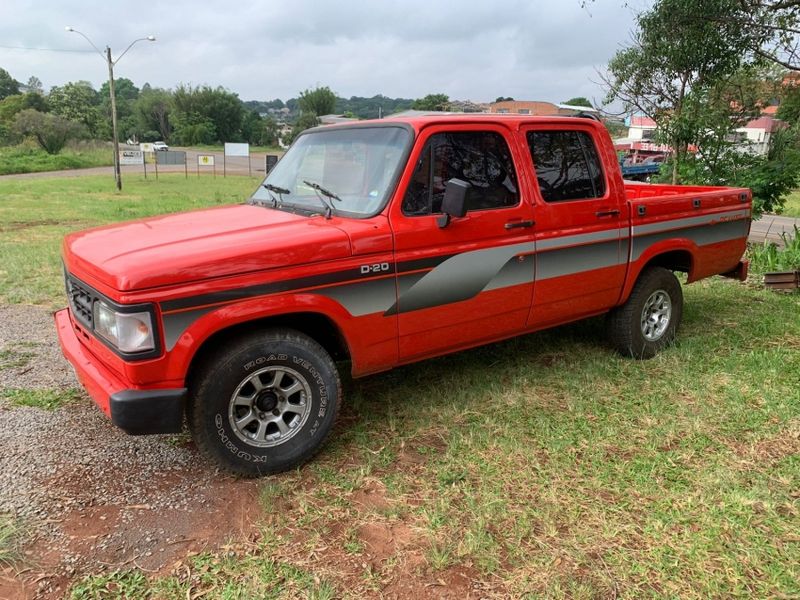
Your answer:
[261,183,291,208]
[303,179,341,219]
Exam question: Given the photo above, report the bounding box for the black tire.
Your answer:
[188,328,341,476]
[607,267,683,359]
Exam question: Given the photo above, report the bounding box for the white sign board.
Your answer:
[139,143,154,153]
[224,142,249,157]
[119,150,144,165]
[197,155,215,166]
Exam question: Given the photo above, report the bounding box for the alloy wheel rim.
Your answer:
[640,290,672,342]
[228,366,312,448]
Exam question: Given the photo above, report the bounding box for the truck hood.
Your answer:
[64,204,352,291]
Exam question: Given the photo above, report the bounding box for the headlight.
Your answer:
[93,301,155,353]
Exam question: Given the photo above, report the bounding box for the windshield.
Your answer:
[250,126,411,218]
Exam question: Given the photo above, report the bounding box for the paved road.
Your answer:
[748,213,799,246]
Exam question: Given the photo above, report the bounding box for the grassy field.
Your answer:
[779,189,800,218]
[0,174,260,306]
[0,143,114,176]
[0,176,798,597]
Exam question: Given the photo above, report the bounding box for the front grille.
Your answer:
[65,274,94,329]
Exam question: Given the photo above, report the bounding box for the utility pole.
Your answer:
[106,47,121,190]
[66,28,156,191]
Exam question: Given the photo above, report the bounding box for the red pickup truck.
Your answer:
[56,115,751,475]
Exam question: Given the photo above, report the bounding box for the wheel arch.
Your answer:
[185,311,351,391]
[621,243,696,304]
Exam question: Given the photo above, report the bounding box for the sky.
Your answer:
[0,0,645,105]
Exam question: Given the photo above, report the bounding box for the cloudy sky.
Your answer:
[0,0,645,104]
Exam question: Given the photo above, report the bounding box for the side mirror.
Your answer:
[438,178,470,228]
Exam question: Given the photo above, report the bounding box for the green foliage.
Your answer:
[135,88,172,141]
[48,81,101,137]
[494,96,514,102]
[334,95,412,119]
[12,109,85,154]
[240,110,263,145]
[412,93,450,111]
[656,124,800,216]
[0,143,111,175]
[563,96,593,108]
[172,84,244,143]
[0,92,49,143]
[606,0,753,182]
[0,514,21,566]
[748,226,800,272]
[286,112,320,145]
[777,85,800,124]
[1,388,82,410]
[0,67,20,100]
[25,76,43,94]
[259,115,280,147]
[298,86,337,116]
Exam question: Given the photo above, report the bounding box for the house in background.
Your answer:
[732,116,786,155]
[487,100,599,116]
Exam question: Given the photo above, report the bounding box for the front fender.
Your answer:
[160,292,398,382]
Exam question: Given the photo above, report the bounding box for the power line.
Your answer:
[0,44,96,53]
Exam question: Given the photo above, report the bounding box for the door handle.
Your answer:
[504,220,535,230]
[595,209,620,217]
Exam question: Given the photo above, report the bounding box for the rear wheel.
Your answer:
[607,267,683,359]
[188,328,340,476]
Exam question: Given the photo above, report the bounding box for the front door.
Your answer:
[388,125,536,361]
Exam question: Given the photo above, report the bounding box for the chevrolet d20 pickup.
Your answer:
[56,115,751,475]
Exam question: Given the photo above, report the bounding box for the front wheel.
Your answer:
[188,328,341,476]
[607,267,683,359]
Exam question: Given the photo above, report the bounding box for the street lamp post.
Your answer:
[66,27,156,191]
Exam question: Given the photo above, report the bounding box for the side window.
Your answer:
[527,130,605,202]
[402,131,519,215]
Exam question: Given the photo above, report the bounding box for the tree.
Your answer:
[412,93,450,111]
[0,68,20,100]
[777,84,800,123]
[48,81,101,137]
[25,76,43,94]
[0,93,48,123]
[240,110,263,145]
[260,116,280,147]
[12,109,84,153]
[134,88,172,141]
[563,97,593,108]
[494,96,514,102]
[298,86,337,116]
[171,84,244,143]
[285,112,320,145]
[604,0,751,183]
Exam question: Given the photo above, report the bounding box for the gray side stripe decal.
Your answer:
[537,227,625,251]
[316,277,397,318]
[632,209,749,236]
[160,216,749,336]
[537,239,621,280]
[384,241,535,315]
[162,306,215,351]
[483,254,534,292]
[631,219,748,261]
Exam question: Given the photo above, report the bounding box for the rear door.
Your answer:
[388,124,536,361]
[521,123,628,327]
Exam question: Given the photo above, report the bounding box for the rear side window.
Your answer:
[402,131,519,215]
[527,130,605,202]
